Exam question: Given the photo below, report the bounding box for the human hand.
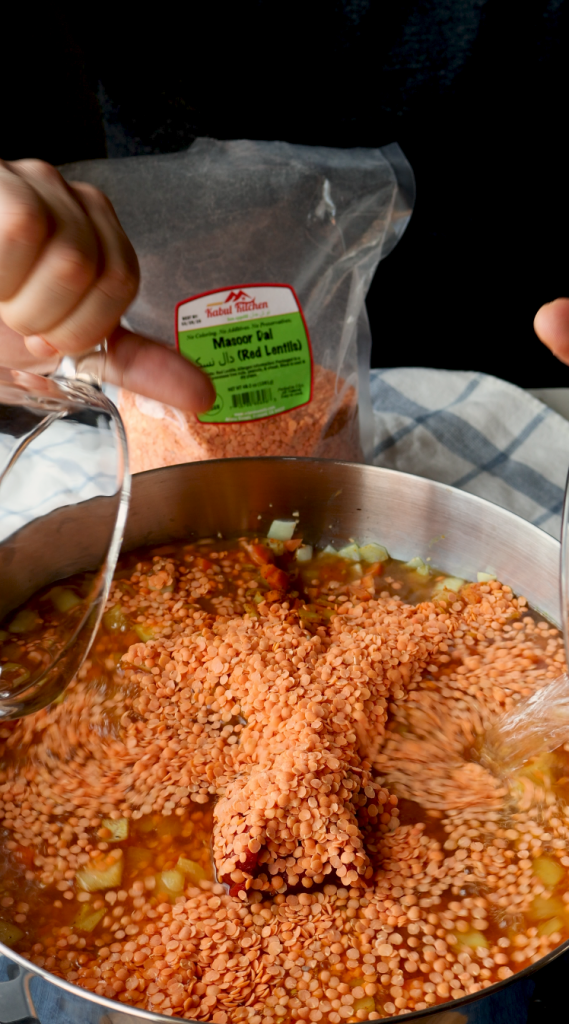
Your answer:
[0,159,214,412]
[534,298,569,367]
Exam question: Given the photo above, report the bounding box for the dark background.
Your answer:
[2,1,568,385]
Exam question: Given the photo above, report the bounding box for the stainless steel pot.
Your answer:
[1,458,567,1024]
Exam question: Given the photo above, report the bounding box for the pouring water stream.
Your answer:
[482,469,569,770]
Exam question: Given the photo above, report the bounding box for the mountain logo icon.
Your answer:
[224,290,253,303]
[203,288,269,316]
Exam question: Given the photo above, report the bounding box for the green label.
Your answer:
[176,285,312,423]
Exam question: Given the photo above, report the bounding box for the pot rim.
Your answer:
[1,458,565,1022]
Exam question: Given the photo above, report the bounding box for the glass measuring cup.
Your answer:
[0,348,130,719]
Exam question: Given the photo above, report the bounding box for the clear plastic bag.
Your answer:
[63,138,414,469]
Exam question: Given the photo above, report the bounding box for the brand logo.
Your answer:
[224,290,252,303]
[205,289,269,318]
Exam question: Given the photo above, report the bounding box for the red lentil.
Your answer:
[119,365,361,473]
[0,540,568,1022]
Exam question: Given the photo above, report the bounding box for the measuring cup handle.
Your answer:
[0,965,39,1024]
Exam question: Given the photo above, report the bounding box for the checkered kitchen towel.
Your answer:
[369,368,569,540]
[0,414,120,543]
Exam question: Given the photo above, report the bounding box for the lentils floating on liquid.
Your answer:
[0,545,568,1022]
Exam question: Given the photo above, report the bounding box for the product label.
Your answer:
[176,284,312,423]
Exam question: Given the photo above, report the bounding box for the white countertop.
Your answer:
[529,388,569,421]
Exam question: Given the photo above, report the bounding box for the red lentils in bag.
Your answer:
[63,138,414,468]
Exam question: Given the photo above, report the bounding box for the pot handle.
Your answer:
[0,967,39,1024]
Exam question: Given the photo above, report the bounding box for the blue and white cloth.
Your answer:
[370,368,569,540]
[0,417,120,543]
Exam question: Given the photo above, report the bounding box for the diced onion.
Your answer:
[267,520,297,541]
[296,545,313,563]
[404,556,429,576]
[457,929,489,950]
[477,572,497,583]
[538,916,564,936]
[102,817,129,842]
[532,857,564,887]
[529,895,565,921]
[49,587,82,613]
[76,851,123,892]
[0,920,24,946]
[353,997,375,1013]
[177,857,206,885]
[433,576,465,593]
[359,543,389,564]
[134,625,155,642]
[103,605,129,633]
[337,543,361,561]
[73,905,106,933]
[159,869,185,893]
[319,545,338,556]
[267,539,285,554]
[8,609,40,633]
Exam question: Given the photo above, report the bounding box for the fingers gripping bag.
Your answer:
[63,138,414,468]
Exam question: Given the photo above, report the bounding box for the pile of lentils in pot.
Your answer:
[1,532,569,1020]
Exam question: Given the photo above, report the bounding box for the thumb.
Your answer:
[534,298,569,365]
[104,326,215,413]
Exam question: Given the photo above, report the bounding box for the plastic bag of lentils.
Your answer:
[63,138,414,469]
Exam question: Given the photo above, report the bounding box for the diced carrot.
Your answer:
[260,564,289,591]
[12,844,35,868]
[366,562,383,577]
[241,541,274,565]
[195,556,213,571]
[284,539,303,551]
[222,843,259,898]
